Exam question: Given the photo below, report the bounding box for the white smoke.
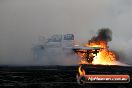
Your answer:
[31,34,80,66]
[0,0,132,65]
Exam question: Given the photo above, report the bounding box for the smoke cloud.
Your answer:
[0,0,132,65]
[89,28,112,42]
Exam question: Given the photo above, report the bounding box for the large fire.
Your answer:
[87,40,116,65]
[79,28,117,65]
[77,40,117,65]
[77,28,118,76]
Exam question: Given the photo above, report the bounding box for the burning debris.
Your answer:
[74,28,131,85]
[88,28,117,65]
[77,28,117,65]
[73,28,120,84]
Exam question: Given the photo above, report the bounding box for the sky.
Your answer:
[0,0,132,65]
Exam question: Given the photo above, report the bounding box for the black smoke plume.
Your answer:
[89,28,112,43]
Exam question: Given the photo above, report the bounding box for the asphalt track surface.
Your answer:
[0,65,132,88]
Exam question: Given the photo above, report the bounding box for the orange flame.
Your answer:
[78,40,117,65]
[92,49,116,65]
[89,40,116,65]
[78,40,117,76]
